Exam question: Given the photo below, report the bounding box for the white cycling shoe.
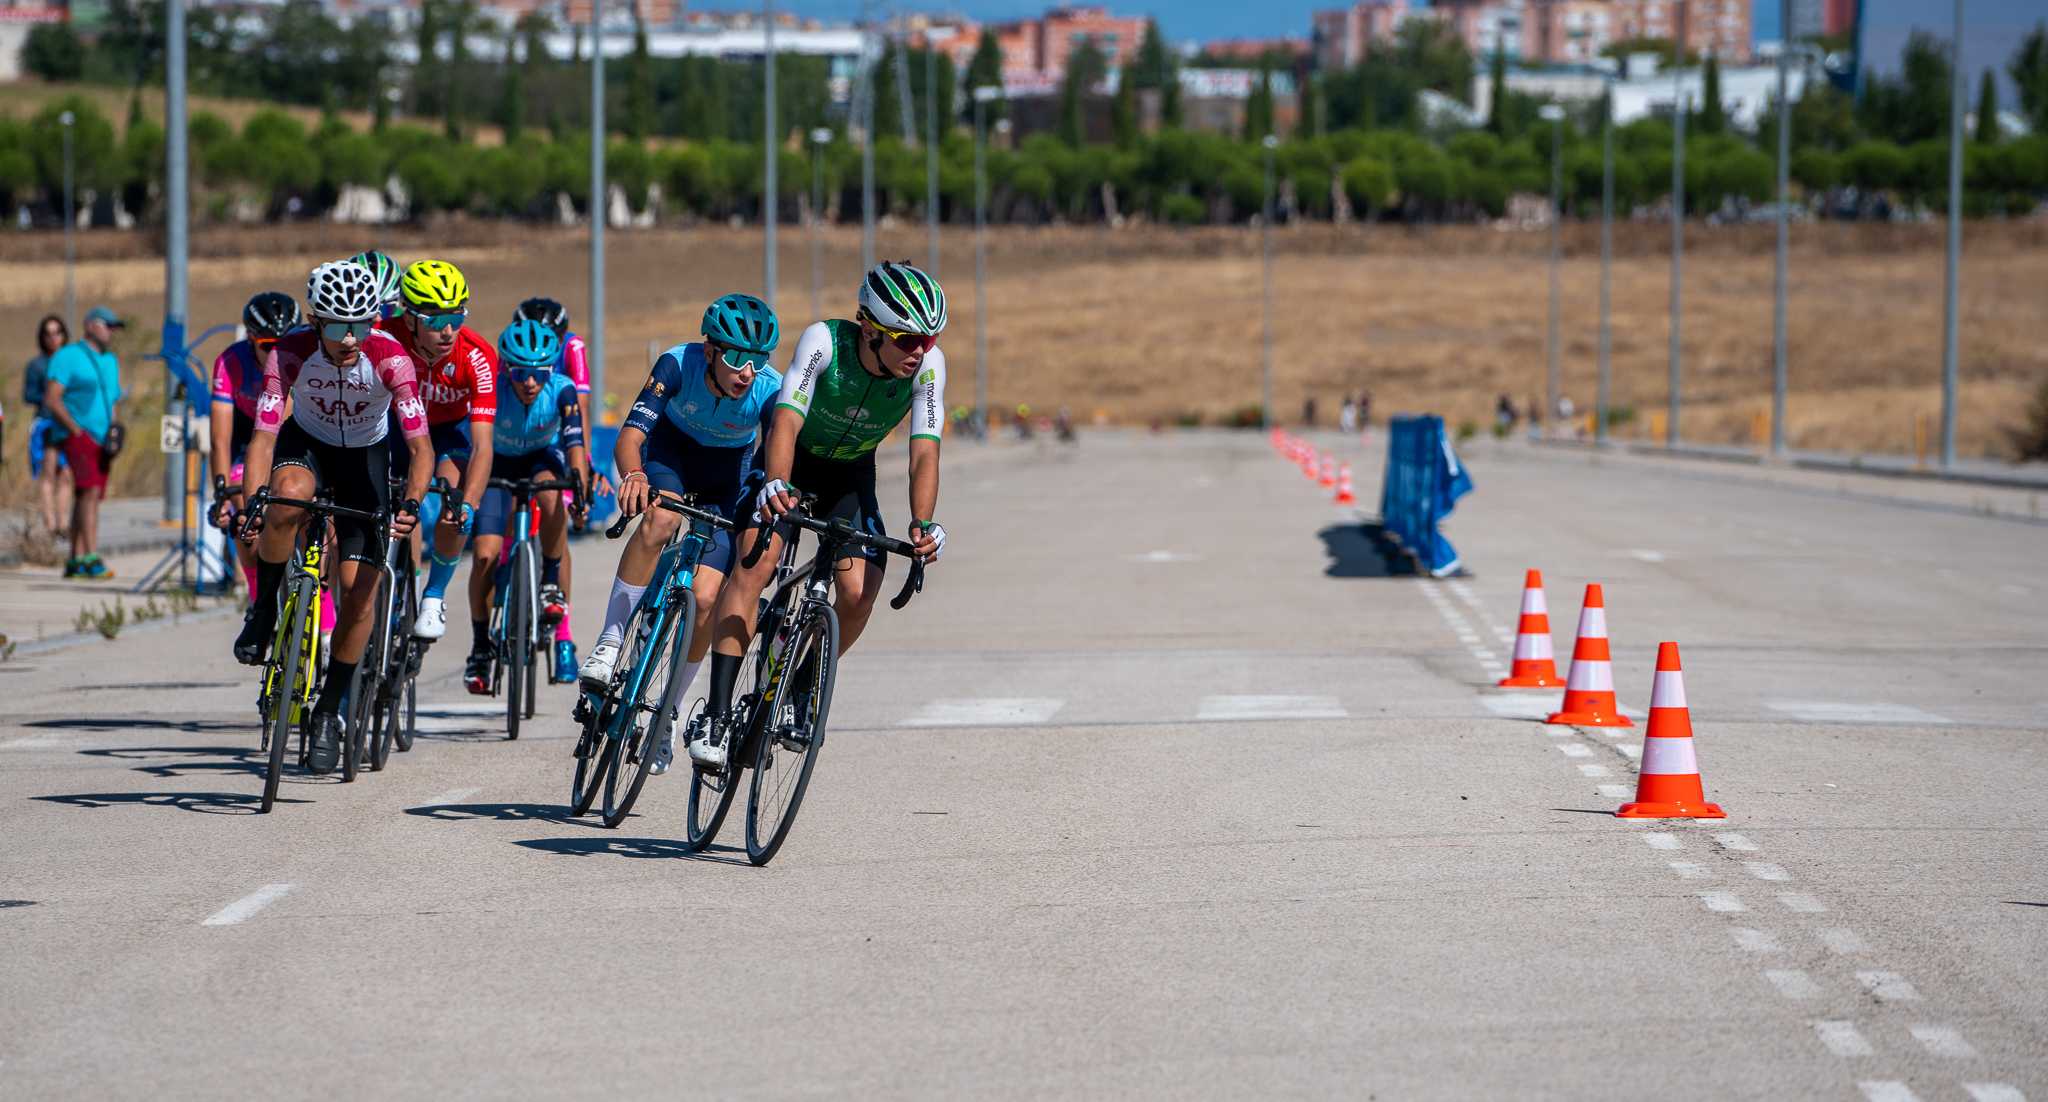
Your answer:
[650,730,675,776]
[414,597,449,640]
[686,730,727,770]
[578,639,621,692]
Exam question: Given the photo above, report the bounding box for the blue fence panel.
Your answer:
[583,424,621,527]
[1378,414,1473,577]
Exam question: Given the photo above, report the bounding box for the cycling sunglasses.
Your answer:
[408,308,468,331]
[709,342,770,373]
[319,320,375,342]
[869,318,936,355]
[252,336,280,353]
[506,365,555,384]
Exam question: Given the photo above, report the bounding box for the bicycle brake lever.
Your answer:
[888,561,925,611]
[605,511,632,540]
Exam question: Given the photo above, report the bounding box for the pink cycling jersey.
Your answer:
[563,333,590,395]
[210,339,265,419]
[256,329,428,448]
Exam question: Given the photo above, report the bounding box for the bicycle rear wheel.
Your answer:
[504,543,533,740]
[601,592,688,829]
[260,579,315,814]
[393,553,419,753]
[746,603,839,866]
[358,567,396,772]
[684,600,778,852]
[568,693,611,816]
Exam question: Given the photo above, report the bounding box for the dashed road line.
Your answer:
[1963,1084,2026,1102]
[1856,971,1921,1002]
[421,787,481,807]
[1714,832,1760,852]
[1641,832,1681,851]
[1577,763,1611,777]
[1818,928,1871,955]
[904,698,1066,727]
[1764,969,1822,999]
[1779,892,1830,914]
[1814,1020,1874,1056]
[1744,861,1792,882]
[1596,783,1633,800]
[1700,890,1747,913]
[1858,1082,1922,1102]
[1194,695,1346,721]
[202,883,294,927]
[1670,861,1712,880]
[1767,701,1953,726]
[1908,1024,1977,1059]
[1731,927,1781,952]
[1555,742,1593,758]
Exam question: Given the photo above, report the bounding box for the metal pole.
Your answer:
[1668,66,1685,447]
[1772,0,1791,458]
[1260,133,1277,431]
[926,43,940,275]
[1545,108,1562,440]
[860,19,876,270]
[61,112,75,335]
[973,90,991,437]
[811,129,829,323]
[590,6,607,420]
[763,0,778,311]
[1597,88,1613,446]
[163,0,188,522]
[1939,0,1963,468]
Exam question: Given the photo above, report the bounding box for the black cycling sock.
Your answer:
[317,660,356,714]
[708,652,742,718]
[253,557,286,617]
[542,556,562,587]
[471,618,491,653]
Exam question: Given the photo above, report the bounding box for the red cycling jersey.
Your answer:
[382,321,498,426]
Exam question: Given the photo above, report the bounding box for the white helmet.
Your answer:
[858,261,947,336]
[307,260,382,323]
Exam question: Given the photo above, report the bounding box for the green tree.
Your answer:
[1243,61,1275,142]
[1059,41,1108,146]
[1341,155,1395,217]
[1861,31,1952,144]
[1842,139,1908,192]
[1297,74,1320,140]
[964,29,1004,122]
[1111,72,1138,148]
[1485,47,1507,134]
[624,0,653,141]
[22,22,85,81]
[1697,54,1725,134]
[1975,69,2000,143]
[413,0,442,117]
[2009,25,2048,135]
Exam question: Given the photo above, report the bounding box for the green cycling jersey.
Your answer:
[776,319,946,462]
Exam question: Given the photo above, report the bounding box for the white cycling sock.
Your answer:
[675,659,703,703]
[596,577,647,648]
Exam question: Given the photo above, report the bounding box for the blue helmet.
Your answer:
[701,293,779,370]
[498,318,563,370]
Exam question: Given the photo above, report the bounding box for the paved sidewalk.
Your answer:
[0,547,240,657]
[0,497,194,567]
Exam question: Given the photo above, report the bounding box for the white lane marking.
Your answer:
[1700,891,1746,913]
[421,787,481,807]
[1779,892,1829,913]
[1627,549,1667,563]
[1859,1083,1922,1102]
[1670,861,1712,880]
[1194,695,1346,722]
[1643,832,1681,851]
[1745,862,1792,882]
[0,736,70,750]
[904,698,1065,727]
[1715,833,1760,852]
[1819,927,1871,954]
[1767,701,1954,725]
[1963,1085,2027,1102]
[1556,743,1593,759]
[413,702,507,734]
[1731,927,1780,952]
[1480,693,1561,720]
[1764,969,1822,999]
[1908,1024,1976,1058]
[1856,971,1921,1002]
[1999,583,2031,597]
[1124,550,1201,564]
[202,884,295,927]
[1597,783,1633,799]
[1814,1020,1874,1057]
[1577,763,1611,778]
[1617,744,1642,760]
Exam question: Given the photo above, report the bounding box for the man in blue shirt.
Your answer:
[576,294,781,776]
[42,306,125,579]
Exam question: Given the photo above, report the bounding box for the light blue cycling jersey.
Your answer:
[492,370,584,457]
[625,342,782,449]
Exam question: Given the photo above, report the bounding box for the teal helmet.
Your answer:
[498,318,563,370]
[349,250,403,307]
[701,293,779,370]
[858,260,946,336]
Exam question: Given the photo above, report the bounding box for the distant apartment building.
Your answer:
[917,5,1146,81]
[1337,0,1751,69]
[1201,37,1311,65]
[1310,0,1410,70]
[1608,0,1752,62]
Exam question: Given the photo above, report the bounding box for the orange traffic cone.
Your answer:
[1497,569,1563,687]
[1333,463,1355,505]
[1546,583,1633,727]
[1617,642,1726,819]
[1319,454,1336,487]
[1301,449,1318,480]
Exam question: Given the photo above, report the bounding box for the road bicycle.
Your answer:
[348,479,458,772]
[239,489,405,812]
[570,494,733,828]
[481,475,580,741]
[684,501,925,866]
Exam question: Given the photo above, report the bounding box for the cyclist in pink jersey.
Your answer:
[229,261,433,775]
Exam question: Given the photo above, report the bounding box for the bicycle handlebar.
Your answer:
[238,487,414,541]
[604,494,736,540]
[744,503,927,611]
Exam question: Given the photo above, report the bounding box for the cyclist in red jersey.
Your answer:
[384,260,498,655]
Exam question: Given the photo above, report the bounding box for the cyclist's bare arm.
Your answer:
[758,407,804,516]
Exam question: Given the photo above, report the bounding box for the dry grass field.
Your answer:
[4,218,2044,505]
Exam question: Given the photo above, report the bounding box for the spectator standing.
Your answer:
[1302,395,1318,428]
[43,307,125,579]
[1357,389,1373,430]
[1338,396,1357,434]
[23,315,73,537]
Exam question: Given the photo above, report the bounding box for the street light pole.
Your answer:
[1541,103,1565,440]
[1598,87,1613,446]
[926,43,940,275]
[810,127,831,323]
[1668,67,1686,447]
[589,4,607,419]
[1260,133,1278,432]
[1772,0,1791,458]
[163,0,189,522]
[1939,0,1964,468]
[60,111,75,335]
[973,86,997,438]
[763,0,777,311]
[860,18,876,271]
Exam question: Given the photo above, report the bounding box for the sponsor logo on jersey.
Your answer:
[918,367,936,386]
[308,395,376,419]
[395,397,426,423]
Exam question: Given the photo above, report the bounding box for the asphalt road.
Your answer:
[1,430,2042,1100]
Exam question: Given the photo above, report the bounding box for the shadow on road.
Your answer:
[80,745,266,779]
[26,717,250,735]
[404,801,596,827]
[514,836,749,864]
[30,791,292,815]
[1317,522,1412,579]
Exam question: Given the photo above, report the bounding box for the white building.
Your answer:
[1471,56,1817,131]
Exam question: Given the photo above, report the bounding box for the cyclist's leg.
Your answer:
[235,426,317,661]
[311,441,391,718]
[829,459,890,655]
[418,424,472,636]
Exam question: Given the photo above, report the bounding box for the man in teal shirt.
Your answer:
[43,306,125,579]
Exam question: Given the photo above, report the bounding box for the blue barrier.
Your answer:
[583,424,621,527]
[1377,414,1473,577]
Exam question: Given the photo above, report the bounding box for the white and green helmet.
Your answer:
[858,261,947,336]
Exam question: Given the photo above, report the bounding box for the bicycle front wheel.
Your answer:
[260,578,316,813]
[359,567,397,772]
[602,590,690,829]
[684,599,778,853]
[746,603,839,866]
[504,543,533,740]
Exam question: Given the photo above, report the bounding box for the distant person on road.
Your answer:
[1338,397,1357,434]
[1357,390,1373,430]
[23,314,73,539]
[1556,395,1577,439]
[43,307,126,580]
[1302,395,1318,428]
[1495,393,1517,434]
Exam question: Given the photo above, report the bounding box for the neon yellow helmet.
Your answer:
[400,259,469,311]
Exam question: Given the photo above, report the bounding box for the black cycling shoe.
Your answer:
[233,605,276,666]
[463,649,494,696]
[305,709,343,774]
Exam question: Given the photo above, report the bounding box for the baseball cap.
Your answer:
[84,306,126,328]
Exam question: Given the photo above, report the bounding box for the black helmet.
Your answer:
[243,291,303,340]
[514,296,570,336]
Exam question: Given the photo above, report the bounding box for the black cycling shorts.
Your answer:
[761,449,887,566]
[272,419,392,565]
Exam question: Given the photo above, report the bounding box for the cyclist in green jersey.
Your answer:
[693,261,949,769]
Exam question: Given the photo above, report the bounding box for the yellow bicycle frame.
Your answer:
[260,538,326,727]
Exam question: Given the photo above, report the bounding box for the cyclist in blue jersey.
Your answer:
[463,319,596,693]
[577,293,781,776]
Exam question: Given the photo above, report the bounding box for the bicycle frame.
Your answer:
[259,532,325,732]
[597,506,722,738]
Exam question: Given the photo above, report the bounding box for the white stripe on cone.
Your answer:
[1580,608,1608,637]
[1567,660,1614,691]
[1652,671,1687,709]
[1515,634,1554,661]
[1641,735,1700,776]
[1522,589,1548,615]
